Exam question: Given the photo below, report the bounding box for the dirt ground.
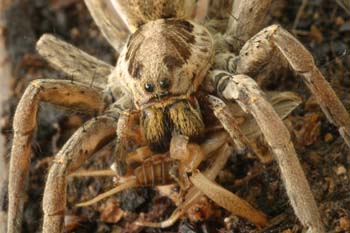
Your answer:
[1,0,350,232]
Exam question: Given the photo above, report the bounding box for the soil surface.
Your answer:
[1,0,350,233]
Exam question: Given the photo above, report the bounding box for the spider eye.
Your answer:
[144,83,154,92]
[159,78,170,89]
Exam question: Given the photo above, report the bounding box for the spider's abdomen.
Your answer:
[116,0,198,30]
[112,18,214,108]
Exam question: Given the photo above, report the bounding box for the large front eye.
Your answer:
[159,78,170,89]
[144,83,154,92]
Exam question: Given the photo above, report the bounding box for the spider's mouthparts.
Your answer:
[140,94,189,108]
[152,92,169,100]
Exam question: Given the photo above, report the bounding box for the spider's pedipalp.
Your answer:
[237,25,350,148]
[206,72,325,233]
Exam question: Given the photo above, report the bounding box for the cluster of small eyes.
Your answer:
[144,78,170,92]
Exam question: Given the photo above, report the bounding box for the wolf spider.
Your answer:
[7,0,350,233]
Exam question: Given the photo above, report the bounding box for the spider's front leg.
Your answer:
[237,25,350,148]
[42,114,118,233]
[204,72,325,233]
[7,79,106,233]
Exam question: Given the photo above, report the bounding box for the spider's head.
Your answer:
[115,18,213,107]
[112,18,213,151]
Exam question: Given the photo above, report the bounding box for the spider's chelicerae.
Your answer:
[7,0,350,233]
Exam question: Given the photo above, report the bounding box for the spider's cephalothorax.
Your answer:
[110,18,214,150]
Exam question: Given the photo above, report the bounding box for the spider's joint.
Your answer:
[249,96,258,104]
[206,95,225,111]
[46,209,65,217]
[31,80,43,89]
[52,157,66,165]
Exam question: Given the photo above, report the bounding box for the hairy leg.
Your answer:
[237,25,350,148]
[84,0,130,52]
[42,115,118,233]
[36,34,113,90]
[225,0,272,52]
[236,91,302,140]
[205,71,325,233]
[7,79,104,233]
[208,91,302,164]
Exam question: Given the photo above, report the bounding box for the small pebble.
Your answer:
[70,27,80,39]
[336,165,347,175]
[338,217,350,230]
[324,133,334,143]
[335,16,345,26]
